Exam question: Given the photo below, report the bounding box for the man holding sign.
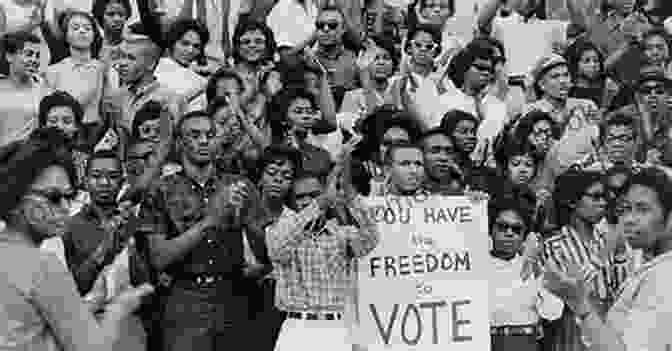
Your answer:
[357,193,491,351]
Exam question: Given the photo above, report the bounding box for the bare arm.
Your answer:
[146,220,212,269]
[476,0,501,36]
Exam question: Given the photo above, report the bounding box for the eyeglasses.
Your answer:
[184,130,215,140]
[239,38,266,46]
[139,125,159,136]
[493,221,525,235]
[29,189,77,203]
[471,62,495,74]
[531,128,553,138]
[382,138,409,146]
[639,85,668,95]
[290,107,317,115]
[410,40,438,51]
[605,134,634,144]
[583,191,607,201]
[316,21,340,31]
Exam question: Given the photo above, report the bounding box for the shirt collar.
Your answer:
[317,45,345,60]
[129,77,159,97]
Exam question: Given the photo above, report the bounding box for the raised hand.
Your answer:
[542,259,589,313]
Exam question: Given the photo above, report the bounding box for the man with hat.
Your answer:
[632,70,672,166]
[525,54,599,193]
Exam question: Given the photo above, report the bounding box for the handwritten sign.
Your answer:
[357,195,490,351]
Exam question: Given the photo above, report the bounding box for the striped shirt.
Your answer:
[542,223,633,351]
[266,198,379,312]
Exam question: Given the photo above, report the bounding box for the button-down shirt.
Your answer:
[490,254,564,326]
[62,204,131,295]
[543,223,631,351]
[604,250,672,351]
[137,167,269,277]
[45,58,105,124]
[316,46,359,91]
[266,198,379,312]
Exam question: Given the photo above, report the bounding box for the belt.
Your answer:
[508,75,526,88]
[490,325,538,336]
[287,311,342,321]
[176,273,235,287]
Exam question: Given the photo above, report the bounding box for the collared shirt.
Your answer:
[526,97,599,191]
[315,46,359,91]
[266,198,379,312]
[62,204,130,295]
[490,254,564,326]
[45,58,105,124]
[603,250,672,351]
[543,223,631,351]
[137,167,269,277]
[114,78,184,132]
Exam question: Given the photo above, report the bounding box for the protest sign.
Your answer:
[357,195,491,351]
[494,20,567,77]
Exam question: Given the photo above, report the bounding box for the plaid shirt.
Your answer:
[266,198,379,312]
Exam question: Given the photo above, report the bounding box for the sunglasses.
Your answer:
[605,134,634,144]
[410,40,438,51]
[239,38,266,46]
[493,221,525,235]
[639,85,667,95]
[29,189,77,203]
[531,128,553,137]
[382,138,409,146]
[139,125,159,135]
[583,191,607,201]
[316,21,340,31]
[471,62,495,74]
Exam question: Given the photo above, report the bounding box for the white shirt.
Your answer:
[489,254,564,326]
[154,57,207,112]
[267,0,317,48]
[603,250,672,351]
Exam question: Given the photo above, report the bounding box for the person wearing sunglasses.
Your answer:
[541,169,627,351]
[522,55,600,195]
[488,195,564,351]
[432,40,508,164]
[544,167,672,351]
[312,6,360,103]
[0,127,154,351]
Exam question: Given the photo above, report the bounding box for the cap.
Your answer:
[531,54,568,87]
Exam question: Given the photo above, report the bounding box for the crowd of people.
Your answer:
[0,0,671,350]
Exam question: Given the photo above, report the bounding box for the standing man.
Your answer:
[383,142,427,196]
[137,111,271,351]
[419,128,463,194]
[110,26,184,132]
[267,162,379,351]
